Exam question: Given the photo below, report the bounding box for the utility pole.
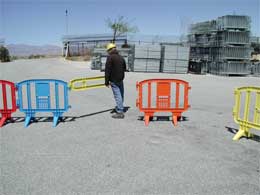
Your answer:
[64,9,70,58]
[65,9,68,35]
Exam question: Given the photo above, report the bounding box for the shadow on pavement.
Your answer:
[225,126,260,143]
[0,106,131,127]
[138,115,189,122]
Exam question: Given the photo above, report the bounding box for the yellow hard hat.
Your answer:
[106,43,116,51]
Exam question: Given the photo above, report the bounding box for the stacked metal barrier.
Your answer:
[188,15,251,75]
[131,45,161,72]
[217,15,250,30]
[161,44,190,74]
[252,63,260,76]
[91,47,134,71]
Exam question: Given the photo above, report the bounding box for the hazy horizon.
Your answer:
[1,0,259,45]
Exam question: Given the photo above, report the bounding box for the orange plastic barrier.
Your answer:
[136,79,191,126]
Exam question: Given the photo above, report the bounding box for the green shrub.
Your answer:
[0,46,11,62]
[28,54,45,59]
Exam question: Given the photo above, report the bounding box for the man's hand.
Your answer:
[105,84,110,88]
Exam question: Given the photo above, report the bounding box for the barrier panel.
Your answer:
[17,79,70,127]
[0,80,17,127]
[69,76,105,91]
[232,86,260,140]
[136,79,191,126]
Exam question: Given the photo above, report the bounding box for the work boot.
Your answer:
[112,113,124,119]
[110,108,118,114]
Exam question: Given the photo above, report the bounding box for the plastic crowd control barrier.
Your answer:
[233,86,260,141]
[136,79,191,126]
[0,80,17,127]
[69,76,105,91]
[17,79,70,127]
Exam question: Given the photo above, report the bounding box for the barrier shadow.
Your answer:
[225,126,260,143]
[1,116,77,127]
[138,115,189,123]
[0,106,131,127]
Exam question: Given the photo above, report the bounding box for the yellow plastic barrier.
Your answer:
[68,76,105,91]
[232,86,260,141]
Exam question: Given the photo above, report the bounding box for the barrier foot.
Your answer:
[0,117,8,127]
[172,115,178,126]
[25,116,32,127]
[144,115,150,126]
[233,127,252,141]
[53,116,60,127]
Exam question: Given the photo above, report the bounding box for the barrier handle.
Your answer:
[136,82,139,90]
[136,82,139,107]
[69,76,105,91]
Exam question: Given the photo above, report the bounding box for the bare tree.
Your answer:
[105,16,138,43]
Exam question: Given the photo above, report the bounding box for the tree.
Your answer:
[251,42,260,54]
[0,46,10,62]
[105,16,138,43]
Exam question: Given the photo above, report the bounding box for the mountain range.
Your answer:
[6,44,62,57]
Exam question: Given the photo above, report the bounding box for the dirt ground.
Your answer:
[0,58,259,195]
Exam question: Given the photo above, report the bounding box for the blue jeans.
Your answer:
[110,81,124,113]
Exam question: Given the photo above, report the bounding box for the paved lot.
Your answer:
[0,58,260,195]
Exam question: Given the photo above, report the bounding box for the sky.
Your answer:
[0,0,259,46]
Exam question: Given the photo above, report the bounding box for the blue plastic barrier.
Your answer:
[17,79,70,127]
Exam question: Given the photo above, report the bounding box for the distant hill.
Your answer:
[6,44,62,57]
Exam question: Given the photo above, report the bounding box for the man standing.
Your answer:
[105,43,126,119]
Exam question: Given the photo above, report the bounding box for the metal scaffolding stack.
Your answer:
[252,63,260,76]
[91,47,134,71]
[130,45,161,72]
[92,44,190,74]
[161,44,190,73]
[188,15,251,75]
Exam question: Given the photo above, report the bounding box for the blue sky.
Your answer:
[1,0,259,45]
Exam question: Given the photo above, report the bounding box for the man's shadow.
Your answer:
[0,106,131,127]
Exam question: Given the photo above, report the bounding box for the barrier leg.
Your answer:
[25,116,32,127]
[144,112,153,126]
[24,113,35,127]
[172,115,178,126]
[53,113,61,127]
[172,113,181,126]
[0,117,8,127]
[233,125,252,141]
[0,113,12,127]
[53,116,59,127]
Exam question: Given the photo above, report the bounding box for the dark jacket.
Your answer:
[105,50,126,85]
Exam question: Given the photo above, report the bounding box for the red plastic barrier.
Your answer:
[0,80,17,127]
[136,79,191,126]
